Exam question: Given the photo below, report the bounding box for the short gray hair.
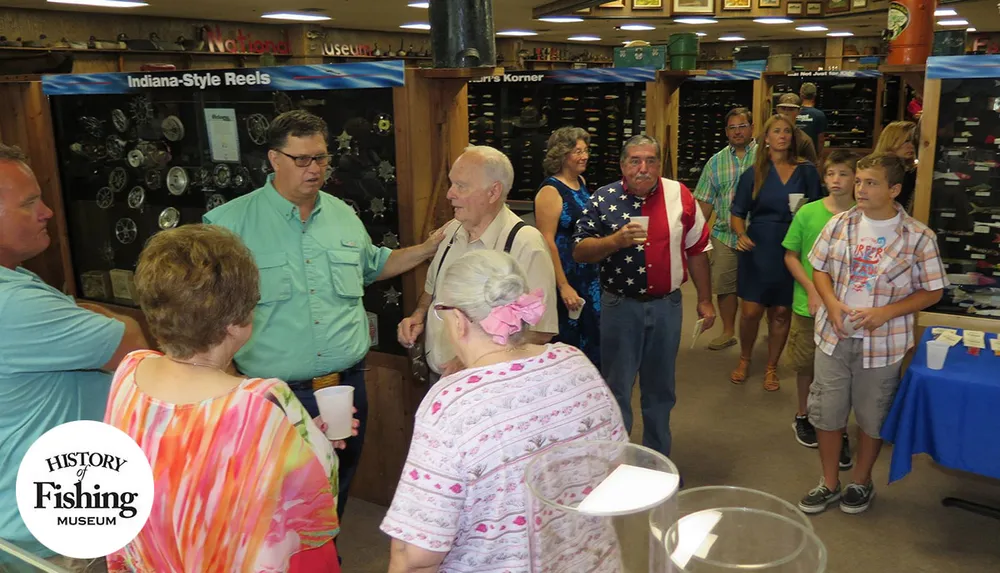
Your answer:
[800,82,818,100]
[438,250,531,345]
[0,143,27,162]
[619,135,661,163]
[543,127,591,175]
[464,145,515,200]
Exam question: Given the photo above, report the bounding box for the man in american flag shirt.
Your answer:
[574,134,715,458]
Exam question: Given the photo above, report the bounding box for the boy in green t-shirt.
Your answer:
[782,150,857,455]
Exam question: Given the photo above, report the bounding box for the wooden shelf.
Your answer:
[525,59,612,65]
[656,69,706,78]
[323,54,432,61]
[0,45,293,58]
[418,66,503,79]
[879,64,926,74]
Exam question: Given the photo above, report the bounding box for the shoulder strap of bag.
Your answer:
[504,221,527,254]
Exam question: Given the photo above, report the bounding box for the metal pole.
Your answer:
[429,0,496,68]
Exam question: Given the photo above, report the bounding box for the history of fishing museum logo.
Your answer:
[16,420,154,559]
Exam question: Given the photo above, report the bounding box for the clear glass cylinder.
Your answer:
[664,508,827,572]
[650,485,812,542]
[524,440,680,573]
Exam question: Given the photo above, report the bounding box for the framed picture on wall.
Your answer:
[673,0,715,13]
[826,0,850,12]
[759,0,782,7]
[633,0,664,8]
[806,1,823,14]
[787,1,803,12]
[724,0,752,9]
[851,0,867,7]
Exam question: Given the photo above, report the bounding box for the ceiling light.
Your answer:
[400,22,432,30]
[696,32,708,37]
[539,16,584,23]
[497,30,538,36]
[719,35,745,41]
[675,18,717,25]
[967,27,977,32]
[569,35,601,41]
[261,12,331,21]
[826,31,854,37]
[934,8,957,16]
[620,24,656,31]
[407,2,430,7]
[46,0,147,6]
[937,19,969,26]
[796,25,828,31]
[754,17,793,24]
[622,40,634,44]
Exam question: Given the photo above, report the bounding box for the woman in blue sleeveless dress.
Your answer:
[534,127,602,369]
[729,115,821,391]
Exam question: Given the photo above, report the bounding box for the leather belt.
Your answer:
[287,372,341,392]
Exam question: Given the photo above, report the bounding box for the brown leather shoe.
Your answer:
[730,357,751,384]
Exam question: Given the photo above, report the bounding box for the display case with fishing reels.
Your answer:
[42,61,409,355]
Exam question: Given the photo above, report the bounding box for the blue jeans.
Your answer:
[600,289,683,457]
[291,359,367,520]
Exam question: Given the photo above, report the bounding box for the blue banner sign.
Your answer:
[469,67,656,85]
[785,70,881,78]
[926,55,1000,79]
[42,61,406,96]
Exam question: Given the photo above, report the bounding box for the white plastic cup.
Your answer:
[315,386,354,440]
[788,193,805,214]
[569,299,586,320]
[926,340,950,370]
[631,216,650,244]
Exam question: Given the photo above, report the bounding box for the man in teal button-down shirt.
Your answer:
[205,110,442,518]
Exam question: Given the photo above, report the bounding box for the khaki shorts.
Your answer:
[710,236,738,296]
[785,313,816,375]
[807,338,903,439]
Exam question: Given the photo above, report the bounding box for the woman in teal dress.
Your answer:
[534,127,602,369]
[729,115,821,391]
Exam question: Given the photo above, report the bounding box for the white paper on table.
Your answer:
[204,108,241,163]
[936,332,963,347]
[990,337,1000,354]
[576,464,680,517]
[932,327,959,337]
[963,330,986,349]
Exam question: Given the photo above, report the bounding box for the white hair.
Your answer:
[464,145,514,200]
[438,250,530,344]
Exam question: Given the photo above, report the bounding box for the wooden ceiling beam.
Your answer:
[531,0,607,19]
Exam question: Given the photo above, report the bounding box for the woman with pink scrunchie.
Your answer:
[381,250,627,573]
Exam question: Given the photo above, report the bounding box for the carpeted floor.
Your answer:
[337,282,1000,573]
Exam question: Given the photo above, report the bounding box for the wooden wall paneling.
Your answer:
[752,78,767,132]
[872,75,885,146]
[646,71,702,179]
[351,351,421,506]
[912,77,938,225]
[0,82,73,293]
[825,37,844,70]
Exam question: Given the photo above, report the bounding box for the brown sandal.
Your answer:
[763,366,780,392]
[730,357,751,385]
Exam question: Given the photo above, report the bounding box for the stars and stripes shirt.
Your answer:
[573,177,711,298]
[808,204,949,368]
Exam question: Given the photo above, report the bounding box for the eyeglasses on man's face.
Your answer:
[273,149,334,168]
[726,123,751,131]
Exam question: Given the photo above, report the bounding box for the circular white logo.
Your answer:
[15,420,154,559]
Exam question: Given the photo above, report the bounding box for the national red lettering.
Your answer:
[204,25,291,55]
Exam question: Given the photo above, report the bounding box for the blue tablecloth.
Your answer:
[882,328,1000,483]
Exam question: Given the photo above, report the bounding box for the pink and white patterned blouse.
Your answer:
[380,343,627,572]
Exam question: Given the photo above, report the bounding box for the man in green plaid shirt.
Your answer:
[693,107,757,350]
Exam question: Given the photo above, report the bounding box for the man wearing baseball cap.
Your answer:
[776,93,819,164]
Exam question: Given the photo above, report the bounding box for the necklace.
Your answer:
[166,356,228,372]
[469,347,517,367]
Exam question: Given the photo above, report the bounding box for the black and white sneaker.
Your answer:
[798,479,842,514]
[793,415,818,448]
[839,433,853,470]
[840,481,875,514]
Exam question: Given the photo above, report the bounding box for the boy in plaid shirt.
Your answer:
[798,153,947,515]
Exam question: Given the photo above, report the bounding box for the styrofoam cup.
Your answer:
[788,193,805,214]
[315,386,354,440]
[569,299,586,320]
[632,216,650,230]
[926,340,950,370]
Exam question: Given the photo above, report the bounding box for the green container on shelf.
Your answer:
[668,33,699,70]
[932,30,966,56]
[614,44,669,69]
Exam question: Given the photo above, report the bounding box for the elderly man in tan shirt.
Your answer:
[397,145,557,379]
